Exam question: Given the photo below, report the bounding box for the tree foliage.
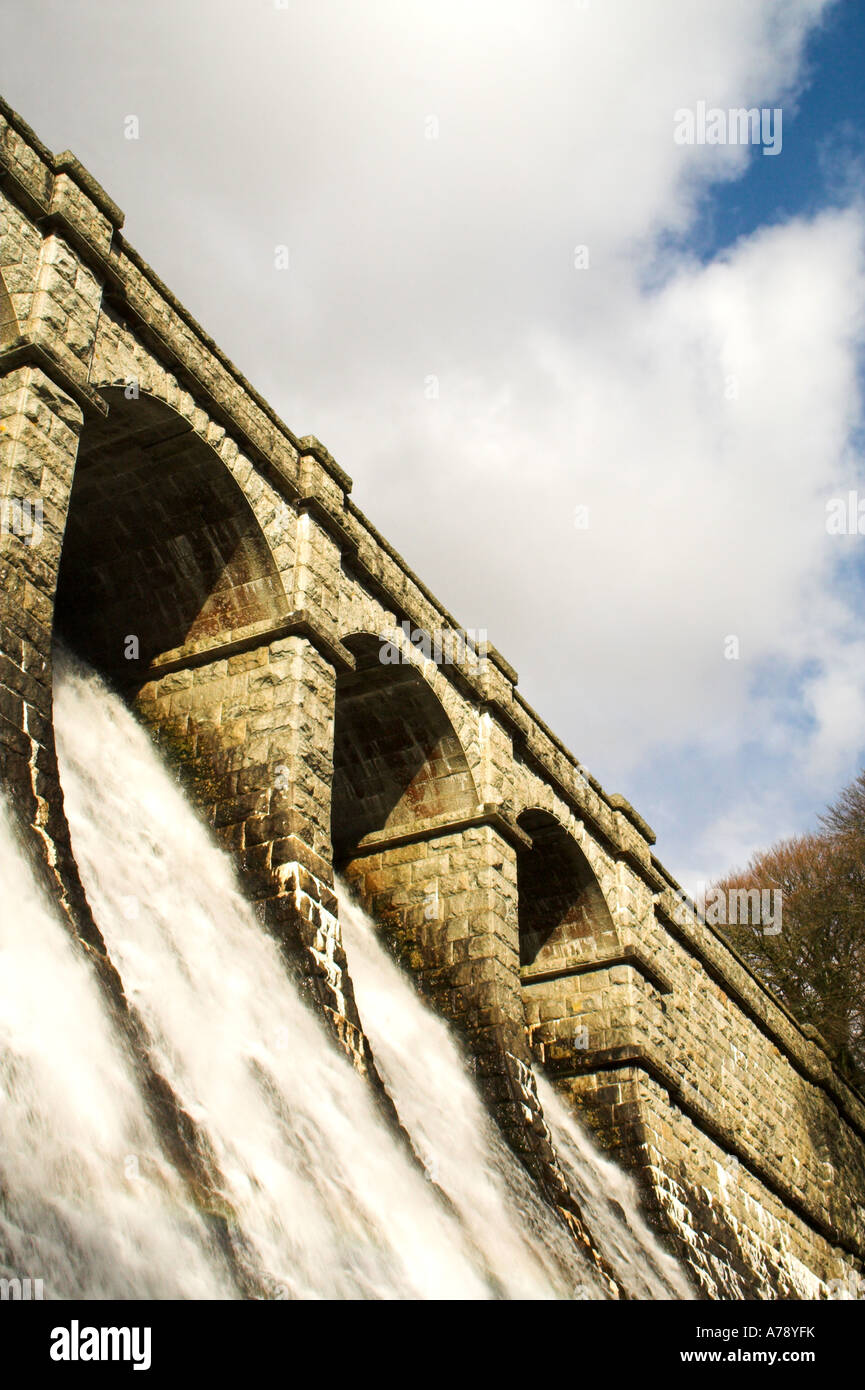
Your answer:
[712,772,865,1088]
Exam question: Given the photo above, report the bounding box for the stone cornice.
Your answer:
[345,804,533,858]
[53,151,124,229]
[521,946,674,996]
[125,611,355,684]
[0,335,108,419]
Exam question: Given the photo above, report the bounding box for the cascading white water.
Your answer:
[0,652,691,1298]
[0,803,229,1299]
[337,889,604,1298]
[337,891,691,1301]
[52,656,499,1300]
[536,1079,693,1300]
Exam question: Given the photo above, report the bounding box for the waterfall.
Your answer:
[0,654,690,1298]
[337,891,691,1301]
[0,803,229,1299]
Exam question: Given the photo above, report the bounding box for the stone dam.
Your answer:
[1,97,864,1299]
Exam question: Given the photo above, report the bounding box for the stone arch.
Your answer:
[514,771,622,928]
[89,319,298,590]
[49,382,381,1076]
[332,628,495,1051]
[334,603,484,790]
[0,268,19,346]
[55,387,288,680]
[331,632,554,1188]
[516,807,617,972]
[331,631,478,863]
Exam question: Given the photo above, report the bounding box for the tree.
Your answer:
[712,774,865,1089]
[820,768,865,839]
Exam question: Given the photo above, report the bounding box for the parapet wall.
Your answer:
[2,96,863,1298]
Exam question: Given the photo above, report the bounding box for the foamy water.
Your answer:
[0,803,228,1298]
[339,889,690,1300]
[0,653,690,1299]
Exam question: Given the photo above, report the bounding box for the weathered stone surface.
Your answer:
[1,94,864,1297]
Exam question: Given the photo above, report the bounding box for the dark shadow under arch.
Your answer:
[55,388,287,680]
[331,632,477,864]
[517,808,615,969]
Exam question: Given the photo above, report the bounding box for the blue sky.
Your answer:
[697,1,865,252]
[2,0,864,890]
[636,1,865,871]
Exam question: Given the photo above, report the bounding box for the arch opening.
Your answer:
[55,389,287,684]
[517,809,615,972]
[331,633,477,866]
[332,633,483,1020]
